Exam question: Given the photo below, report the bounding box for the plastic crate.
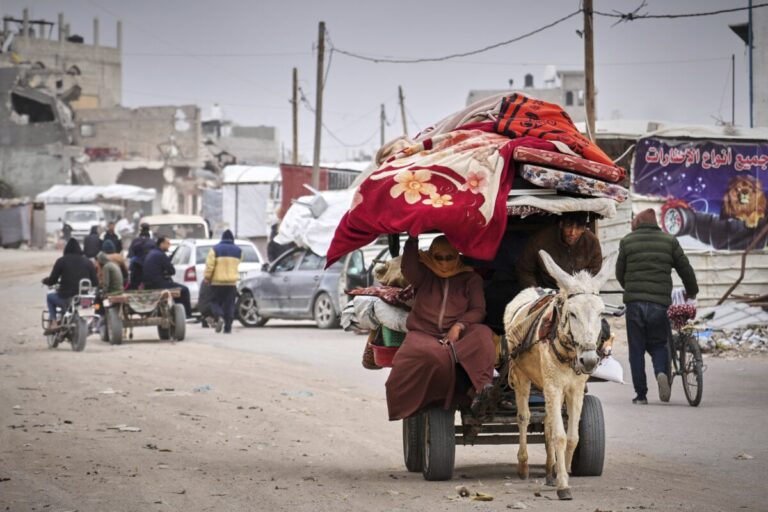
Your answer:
[382,326,406,347]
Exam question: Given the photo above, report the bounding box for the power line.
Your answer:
[593,2,768,22]
[123,51,310,57]
[298,87,380,148]
[331,10,582,64]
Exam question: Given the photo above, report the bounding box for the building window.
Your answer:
[80,124,95,137]
[11,92,55,123]
[565,91,574,106]
[578,90,585,106]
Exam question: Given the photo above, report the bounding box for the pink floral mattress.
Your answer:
[513,146,626,183]
[520,164,628,202]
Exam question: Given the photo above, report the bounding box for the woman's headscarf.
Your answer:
[418,235,474,278]
[631,208,659,231]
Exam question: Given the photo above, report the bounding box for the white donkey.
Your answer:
[503,250,612,500]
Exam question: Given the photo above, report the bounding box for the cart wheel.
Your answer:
[99,317,109,342]
[46,333,59,349]
[107,308,123,345]
[71,316,88,352]
[157,325,171,340]
[570,394,605,476]
[171,304,186,341]
[681,336,703,407]
[422,407,455,481]
[403,414,425,472]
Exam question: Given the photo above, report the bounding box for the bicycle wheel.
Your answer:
[681,334,703,407]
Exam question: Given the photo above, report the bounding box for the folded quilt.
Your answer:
[513,146,626,183]
[495,93,615,166]
[347,285,415,310]
[326,128,556,265]
[520,164,628,203]
[506,195,618,219]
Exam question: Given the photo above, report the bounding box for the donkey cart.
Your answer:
[99,288,186,345]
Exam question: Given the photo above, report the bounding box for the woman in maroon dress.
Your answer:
[385,235,496,420]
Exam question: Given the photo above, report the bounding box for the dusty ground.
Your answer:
[1,250,767,512]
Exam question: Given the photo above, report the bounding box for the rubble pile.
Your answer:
[699,327,768,355]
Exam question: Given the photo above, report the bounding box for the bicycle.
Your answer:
[668,321,705,406]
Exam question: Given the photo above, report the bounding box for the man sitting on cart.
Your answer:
[42,238,98,334]
[385,235,497,421]
[142,237,192,318]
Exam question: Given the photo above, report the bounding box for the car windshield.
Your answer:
[151,223,206,239]
[65,211,98,223]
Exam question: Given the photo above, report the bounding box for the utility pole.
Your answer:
[312,21,325,189]
[732,54,736,126]
[292,67,299,165]
[748,0,754,128]
[380,104,386,147]
[398,86,408,136]
[583,0,596,141]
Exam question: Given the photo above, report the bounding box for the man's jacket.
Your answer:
[142,248,175,288]
[43,239,98,298]
[204,236,242,286]
[616,224,699,307]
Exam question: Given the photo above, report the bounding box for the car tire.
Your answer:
[236,291,268,327]
[171,304,186,341]
[313,292,340,329]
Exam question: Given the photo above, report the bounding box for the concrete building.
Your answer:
[730,6,768,127]
[1,9,122,110]
[467,70,587,123]
[0,66,81,197]
[202,105,280,165]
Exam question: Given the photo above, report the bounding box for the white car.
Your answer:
[171,238,264,311]
[141,214,210,254]
[63,205,107,241]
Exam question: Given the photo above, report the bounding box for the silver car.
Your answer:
[236,247,370,329]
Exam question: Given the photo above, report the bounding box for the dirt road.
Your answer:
[2,251,767,511]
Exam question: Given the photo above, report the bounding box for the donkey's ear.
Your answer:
[594,249,617,290]
[539,250,577,290]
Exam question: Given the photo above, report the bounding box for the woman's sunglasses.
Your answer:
[433,254,457,262]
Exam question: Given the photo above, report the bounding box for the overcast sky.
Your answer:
[4,0,755,162]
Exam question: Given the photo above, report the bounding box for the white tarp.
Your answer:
[223,182,270,238]
[275,189,354,257]
[36,184,156,203]
[222,165,281,184]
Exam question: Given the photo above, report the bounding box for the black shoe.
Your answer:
[470,384,496,418]
[632,396,648,405]
[223,327,232,334]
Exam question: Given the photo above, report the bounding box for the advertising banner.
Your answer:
[632,137,768,251]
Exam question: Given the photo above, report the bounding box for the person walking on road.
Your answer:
[203,229,242,333]
[83,226,102,259]
[616,208,699,405]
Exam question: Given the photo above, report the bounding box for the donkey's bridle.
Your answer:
[549,292,601,375]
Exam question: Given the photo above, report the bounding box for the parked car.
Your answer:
[171,238,264,311]
[63,205,106,241]
[236,247,370,329]
[141,214,210,253]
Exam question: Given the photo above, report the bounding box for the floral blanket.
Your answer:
[520,164,629,202]
[512,146,626,183]
[326,129,556,265]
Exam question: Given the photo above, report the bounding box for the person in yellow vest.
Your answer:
[203,230,242,333]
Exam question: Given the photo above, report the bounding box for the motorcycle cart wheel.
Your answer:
[46,333,59,349]
[570,394,605,476]
[403,414,425,472]
[157,324,171,340]
[171,304,186,341]
[237,292,268,327]
[313,292,340,329]
[681,336,704,407]
[107,307,123,345]
[421,407,456,481]
[71,316,88,352]
[99,316,109,342]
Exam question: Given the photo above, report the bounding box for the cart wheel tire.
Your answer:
[46,334,59,349]
[99,317,109,342]
[681,336,703,407]
[403,414,425,472]
[313,292,339,329]
[157,325,171,340]
[107,308,123,345]
[422,407,455,481]
[71,316,88,352]
[570,394,605,477]
[171,304,186,341]
[237,291,268,327]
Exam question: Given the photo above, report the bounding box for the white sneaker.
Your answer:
[657,373,671,402]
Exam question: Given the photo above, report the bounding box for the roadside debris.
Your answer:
[280,390,314,398]
[451,485,494,501]
[107,424,141,432]
[702,327,768,355]
[508,502,528,510]
[193,384,213,393]
[735,453,754,460]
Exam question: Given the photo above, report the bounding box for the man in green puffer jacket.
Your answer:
[616,208,699,405]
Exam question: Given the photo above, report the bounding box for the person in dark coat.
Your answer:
[101,222,123,254]
[385,235,496,421]
[42,238,98,332]
[616,208,699,405]
[83,226,102,259]
[142,237,191,317]
[127,223,155,289]
[516,211,602,290]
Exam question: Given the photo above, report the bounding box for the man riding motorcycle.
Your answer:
[42,239,98,333]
